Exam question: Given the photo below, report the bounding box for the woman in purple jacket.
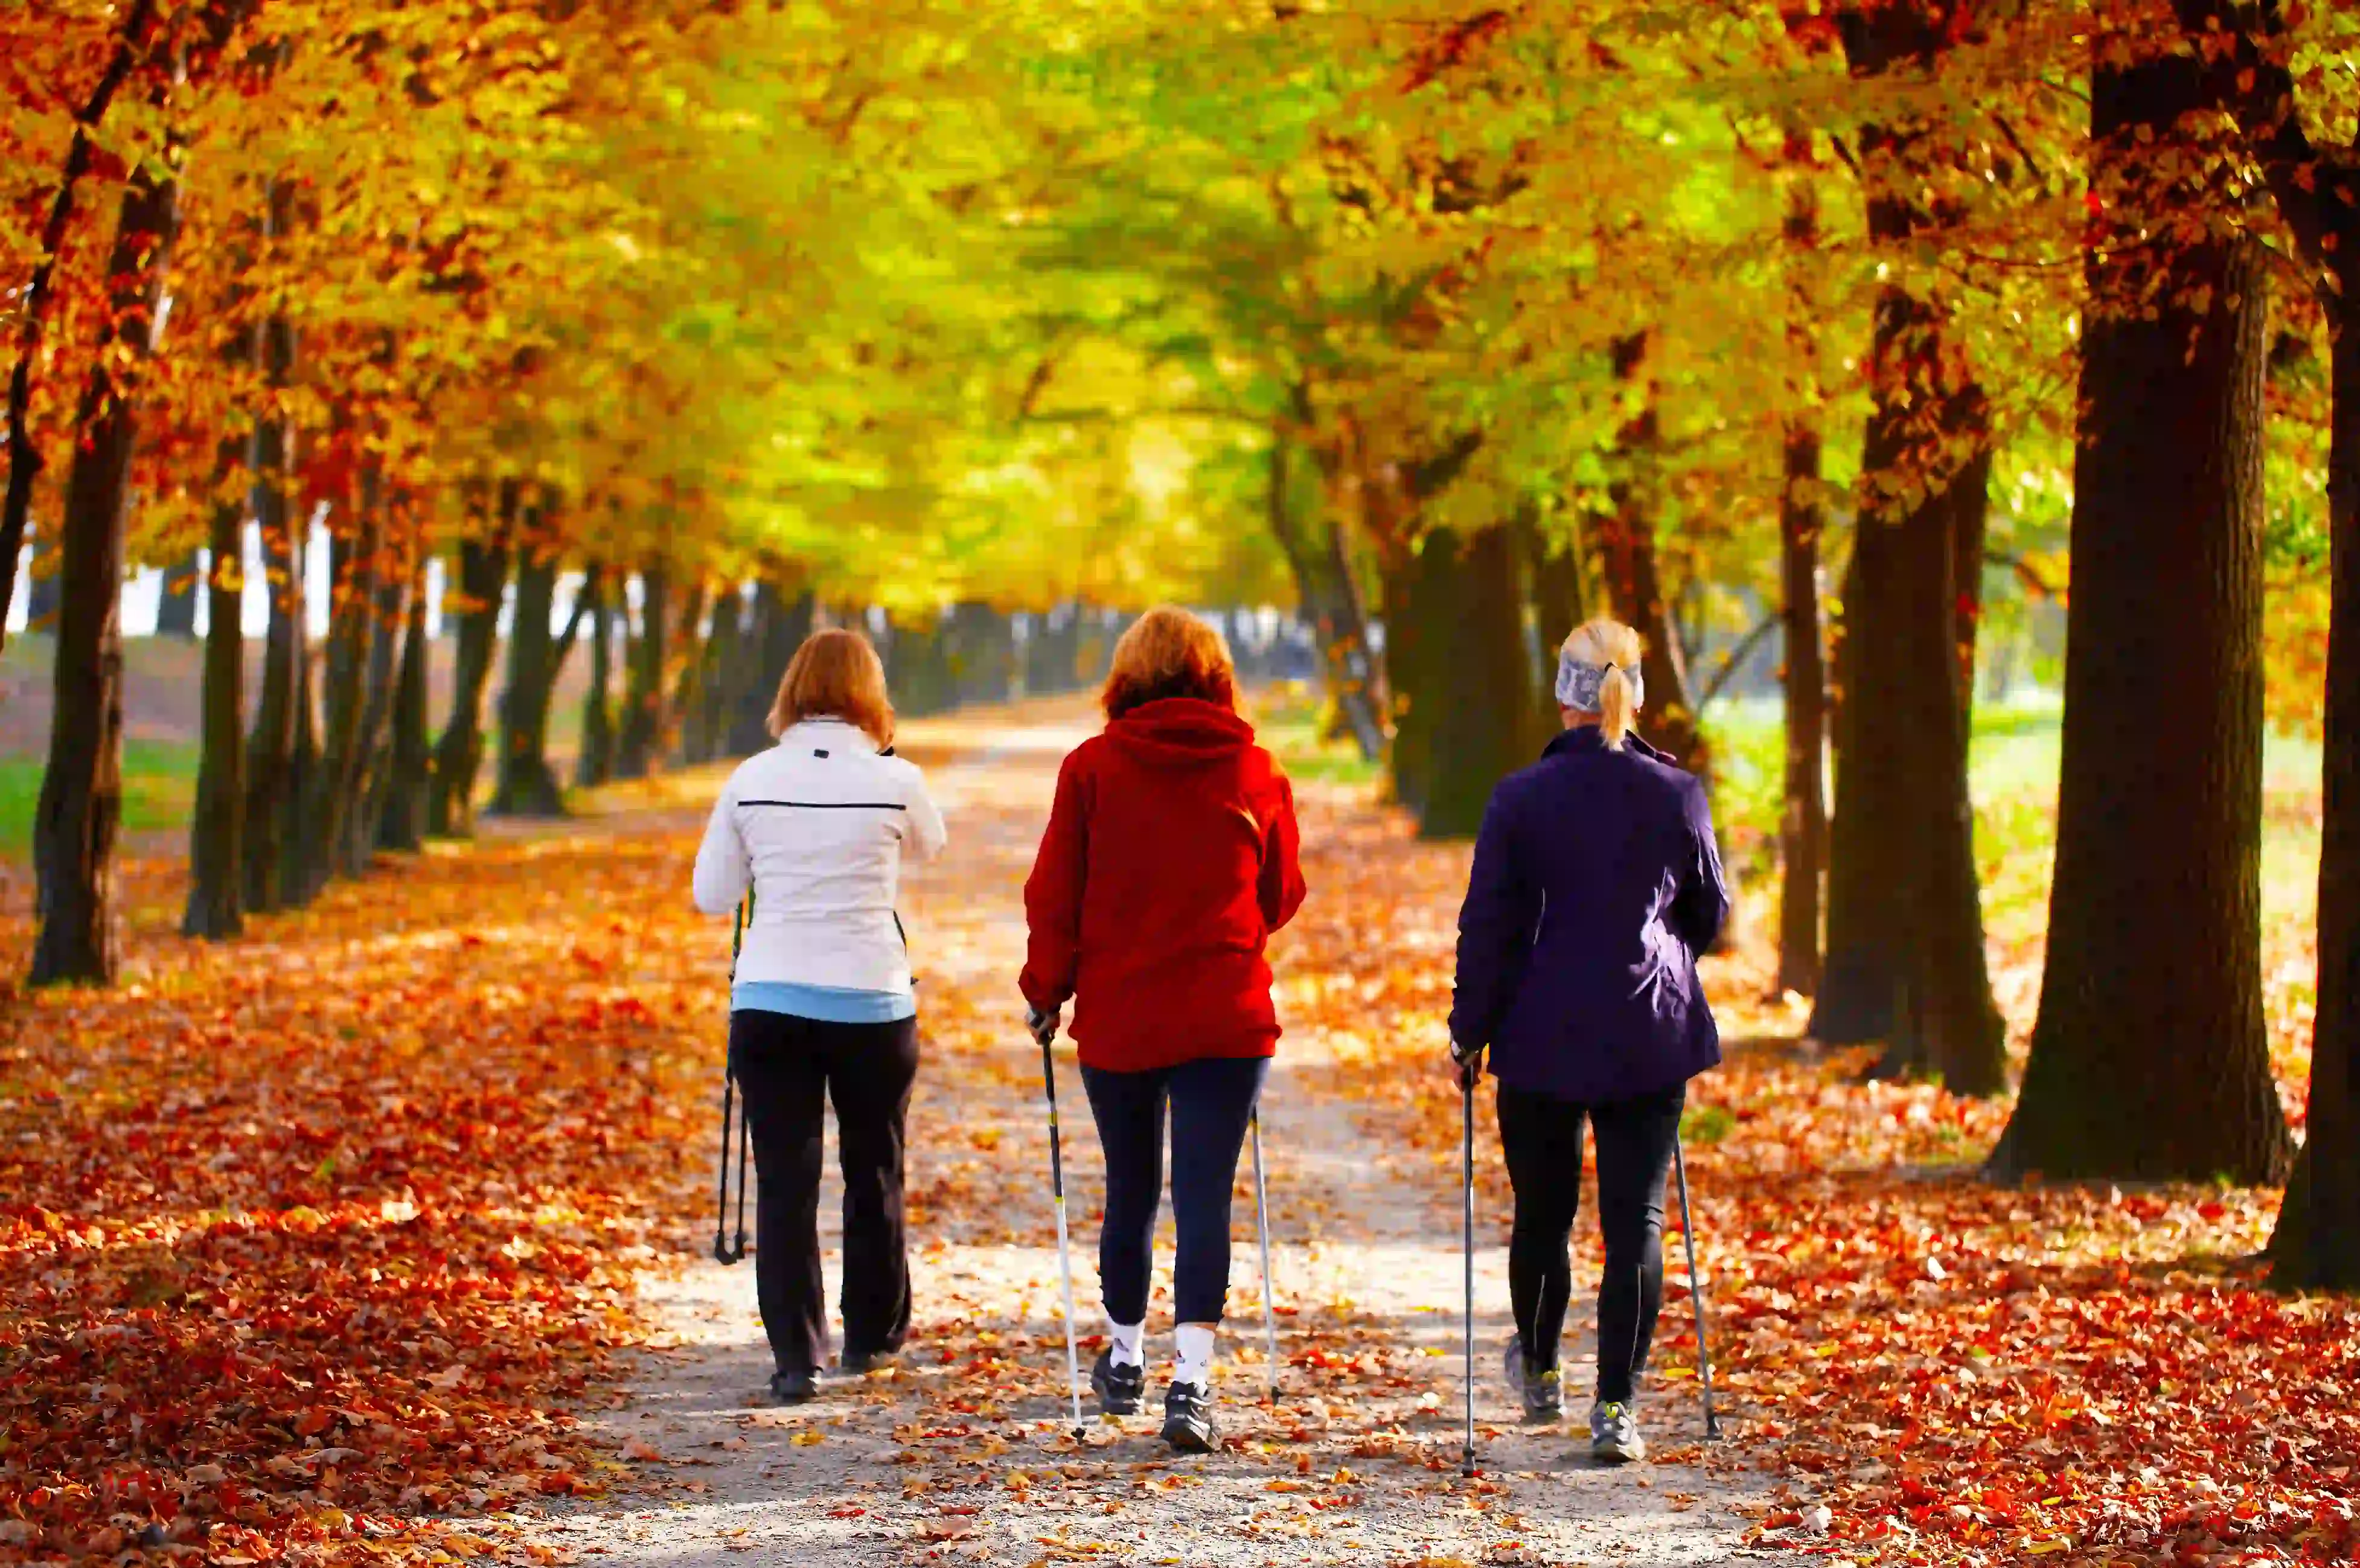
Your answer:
[1447,617,1729,1465]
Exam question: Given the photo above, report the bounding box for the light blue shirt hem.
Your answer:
[732,981,915,1025]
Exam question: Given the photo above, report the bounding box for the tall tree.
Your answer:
[30,127,185,984]
[182,483,246,939]
[1991,10,2292,1182]
[1806,3,2004,1096]
[1591,332,1706,776]
[2236,0,2360,1284]
[428,493,515,836]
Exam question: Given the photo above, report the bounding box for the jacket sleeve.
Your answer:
[903,765,947,863]
[692,778,751,915]
[1019,749,1090,1011]
[1448,784,1537,1049]
[1668,777,1731,955]
[1258,773,1307,933]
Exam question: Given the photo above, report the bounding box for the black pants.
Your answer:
[1080,1055,1268,1326]
[729,1010,920,1376]
[1496,1080,1686,1405]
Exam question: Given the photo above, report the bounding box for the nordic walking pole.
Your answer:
[1038,1031,1087,1439]
[715,895,752,1265]
[1249,1109,1279,1403]
[1672,1133,1722,1441]
[1459,1050,1478,1477]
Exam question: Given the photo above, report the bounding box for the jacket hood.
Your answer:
[1103,697,1258,768]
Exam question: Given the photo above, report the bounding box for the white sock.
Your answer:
[1174,1323,1215,1387]
[1109,1319,1145,1369]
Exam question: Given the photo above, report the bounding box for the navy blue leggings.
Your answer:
[1079,1055,1268,1326]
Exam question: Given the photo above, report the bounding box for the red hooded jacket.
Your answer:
[1019,698,1308,1072]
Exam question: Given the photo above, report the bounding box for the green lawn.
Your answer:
[0,741,202,857]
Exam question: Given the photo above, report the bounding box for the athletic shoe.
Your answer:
[839,1349,898,1376]
[769,1369,817,1405]
[1589,1400,1645,1464]
[1160,1379,1218,1453]
[1091,1350,1145,1416]
[1502,1335,1564,1422]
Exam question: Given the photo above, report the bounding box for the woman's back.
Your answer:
[1450,726,1728,1104]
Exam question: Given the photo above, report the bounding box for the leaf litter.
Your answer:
[0,713,2342,1567]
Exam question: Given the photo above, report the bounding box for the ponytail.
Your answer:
[1596,662,1636,750]
[1555,618,1646,750]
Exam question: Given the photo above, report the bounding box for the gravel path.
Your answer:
[525,726,1773,1566]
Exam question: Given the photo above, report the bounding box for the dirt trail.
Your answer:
[527,722,1769,1566]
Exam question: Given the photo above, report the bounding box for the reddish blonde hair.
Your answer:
[769,628,895,748]
[1100,606,1239,720]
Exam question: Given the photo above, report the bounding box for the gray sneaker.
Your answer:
[1589,1400,1645,1464]
[1501,1336,1563,1422]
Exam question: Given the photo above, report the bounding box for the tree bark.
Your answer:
[576,567,617,788]
[1593,332,1706,776]
[156,549,200,636]
[683,581,740,764]
[1990,37,2291,1181]
[1777,426,1829,1000]
[183,490,245,938]
[2236,0,2360,1284]
[339,485,406,877]
[0,0,161,653]
[1517,506,1585,755]
[238,186,302,912]
[1407,526,1529,839]
[1267,427,1385,760]
[427,491,514,835]
[731,577,813,752]
[488,533,572,817]
[376,549,430,852]
[666,577,712,765]
[616,564,671,778]
[309,488,381,897]
[30,155,182,984]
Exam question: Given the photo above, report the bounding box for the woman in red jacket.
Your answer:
[1020,606,1306,1453]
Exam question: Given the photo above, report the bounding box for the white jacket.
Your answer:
[691,719,947,994]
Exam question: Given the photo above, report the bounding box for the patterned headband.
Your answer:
[1555,651,1644,714]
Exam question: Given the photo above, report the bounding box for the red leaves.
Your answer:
[1396,10,1511,95]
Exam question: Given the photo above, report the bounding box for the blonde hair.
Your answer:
[1100,606,1239,720]
[769,627,895,748]
[1562,617,1645,751]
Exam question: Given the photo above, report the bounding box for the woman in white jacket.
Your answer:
[692,627,945,1403]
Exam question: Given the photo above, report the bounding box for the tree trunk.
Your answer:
[1777,425,1829,1000]
[1410,526,1530,839]
[488,536,571,818]
[0,0,161,654]
[1381,550,1434,814]
[1518,506,1585,755]
[683,581,740,764]
[1806,10,2001,1084]
[340,491,406,877]
[310,495,380,898]
[666,577,712,765]
[577,568,617,788]
[238,188,301,911]
[1267,430,1385,760]
[30,155,180,984]
[1989,42,2291,1181]
[427,495,514,835]
[731,578,812,752]
[616,565,673,778]
[184,490,245,939]
[1593,333,1706,776]
[376,551,430,852]
[156,548,200,636]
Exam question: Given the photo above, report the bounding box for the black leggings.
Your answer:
[729,1010,920,1375]
[1080,1055,1268,1326]
[1497,1080,1685,1405]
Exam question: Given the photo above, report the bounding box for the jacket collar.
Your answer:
[1541,725,1673,765]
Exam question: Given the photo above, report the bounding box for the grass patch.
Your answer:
[0,741,202,857]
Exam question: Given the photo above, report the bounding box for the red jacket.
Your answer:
[1020,699,1307,1072]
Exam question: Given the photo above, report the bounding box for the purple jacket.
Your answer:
[1448,726,1728,1104]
